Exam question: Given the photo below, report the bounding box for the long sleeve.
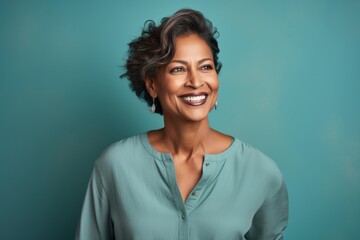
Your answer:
[75,163,114,240]
[245,180,289,240]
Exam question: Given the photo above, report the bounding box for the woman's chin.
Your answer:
[179,108,211,122]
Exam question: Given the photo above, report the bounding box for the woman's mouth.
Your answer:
[179,93,208,106]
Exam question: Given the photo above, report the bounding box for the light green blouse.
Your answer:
[76,133,288,240]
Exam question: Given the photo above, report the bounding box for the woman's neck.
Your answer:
[160,117,212,159]
[148,116,232,161]
[163,123,211,154]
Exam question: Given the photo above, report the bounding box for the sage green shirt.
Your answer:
[76,133,288,240]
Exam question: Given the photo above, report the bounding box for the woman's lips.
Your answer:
[179,93,208,106]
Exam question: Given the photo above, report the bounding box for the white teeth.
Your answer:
[181,95,206,102]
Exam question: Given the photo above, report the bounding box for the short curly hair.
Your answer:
[120,8,222,115]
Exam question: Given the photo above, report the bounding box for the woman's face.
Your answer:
[150,33,219,123]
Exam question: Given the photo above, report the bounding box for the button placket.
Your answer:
[164,155,189,239]
[184,158,212,213]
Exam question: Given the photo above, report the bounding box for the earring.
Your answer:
[215,101,218,110]
[151,98,156,113]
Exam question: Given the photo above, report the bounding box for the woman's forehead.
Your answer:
[172,34,213,60]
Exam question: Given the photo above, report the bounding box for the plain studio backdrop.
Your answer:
[1,0,359,239]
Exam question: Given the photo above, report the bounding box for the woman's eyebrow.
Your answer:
[170,58,213,65]
[170,60,187,65]
[198,58,213,64]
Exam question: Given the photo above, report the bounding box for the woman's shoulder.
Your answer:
[232,138,280,169]
[94,133,146,170]
[232,138,284,194]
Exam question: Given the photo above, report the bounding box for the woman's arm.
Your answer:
[75,163,114,240]
[245,181,289,240]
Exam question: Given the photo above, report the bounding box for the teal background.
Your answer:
[1,0,359,239]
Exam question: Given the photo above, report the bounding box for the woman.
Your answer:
[76,9,288,240]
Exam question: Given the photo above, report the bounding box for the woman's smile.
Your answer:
[179,93,208,106]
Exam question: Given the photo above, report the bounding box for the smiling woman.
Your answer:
[146,34,219,124]
[75,9,288,240]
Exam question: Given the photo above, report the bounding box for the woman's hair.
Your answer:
[120,8,222,115]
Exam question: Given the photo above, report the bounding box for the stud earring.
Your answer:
[215,101,218,110]
[151,98,156,113]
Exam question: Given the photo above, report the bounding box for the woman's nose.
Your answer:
[186,70,204,89]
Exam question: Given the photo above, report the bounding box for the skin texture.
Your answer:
[146,34,232,201]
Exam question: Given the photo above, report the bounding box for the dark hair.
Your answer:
[120,9,222,115]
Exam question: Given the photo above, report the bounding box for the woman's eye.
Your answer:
[170,66,185,73]
[201,65,213,71]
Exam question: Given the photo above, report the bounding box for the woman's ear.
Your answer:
[145,77,158,98]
